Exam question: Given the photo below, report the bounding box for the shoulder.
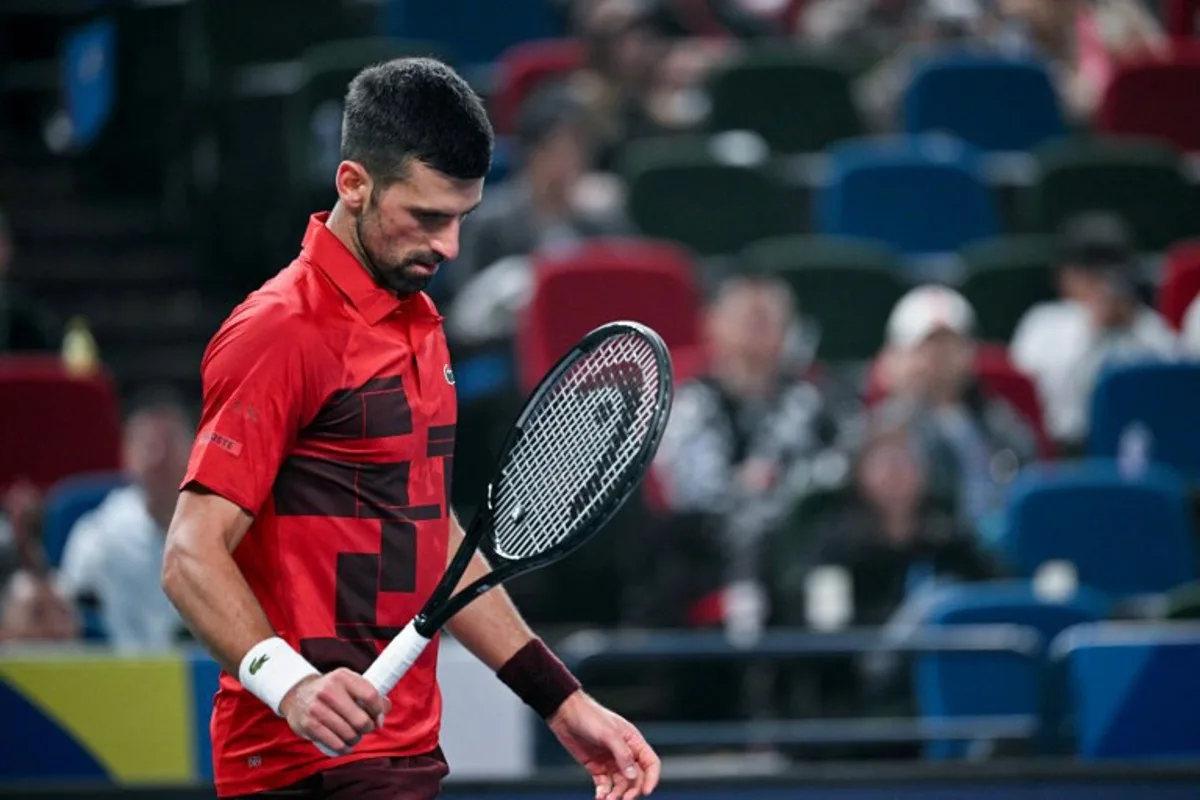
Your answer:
[204,273,331,372]
[1011,302,1083,363]
[1132,307,1178,349]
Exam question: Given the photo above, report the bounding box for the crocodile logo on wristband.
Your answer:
[248,654,270,676]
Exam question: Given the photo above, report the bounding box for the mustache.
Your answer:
[401,252,445,269]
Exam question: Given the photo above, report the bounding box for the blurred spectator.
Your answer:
[0,210,59,353]
[879,285,1037,536]
[997,0,1165,119]
[1183,294,1200,356]
[449,82,631,301]
[800,0,914,51]
[806,415,999,630]
[650,273,843,636]
[1011,213,1176,450]
[0,482,78,643]
[55,389,192,650]
[857,0,1002,131]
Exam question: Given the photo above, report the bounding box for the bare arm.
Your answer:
[442,512,536,670]
[161,488,273,674]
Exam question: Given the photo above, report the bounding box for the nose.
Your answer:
[429,219,462,263]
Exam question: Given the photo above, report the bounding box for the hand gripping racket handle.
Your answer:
[314,621,431,757]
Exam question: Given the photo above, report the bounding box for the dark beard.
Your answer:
[354,213,435,296]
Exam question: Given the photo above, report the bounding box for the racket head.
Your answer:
[480,320,674,575]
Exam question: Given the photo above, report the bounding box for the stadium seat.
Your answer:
[1022,138,1200,251]
[515,238,704,392]
[705,50,865,154]
[904,54,1065,152]
[741,235,906,361]
[960,236,1057,342]
[40,472,128,569]
[1097,51,1200,154]
[914,581,1109,758]
[1166,0,1200,38]
[1089,362,1200,482]
[490,39,583,135]
[817,135,1000,256]
[62,15,117,151]
[1057,622,1200,759]
[1157,239,1200,331]
[623,135,798,256]
[998,460,1197,597]
[384,0,564,67]
[0,357,122,493]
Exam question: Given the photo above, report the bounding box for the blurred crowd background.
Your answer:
[3,0,1200,784]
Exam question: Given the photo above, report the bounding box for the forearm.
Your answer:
[162,533,274,675]
[443,514,535,670]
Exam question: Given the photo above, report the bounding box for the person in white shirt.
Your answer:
[1011,212,1177,450]
[1181,294,1200,356]
[57,390,192,651]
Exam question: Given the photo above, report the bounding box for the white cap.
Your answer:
[886,285,976,348]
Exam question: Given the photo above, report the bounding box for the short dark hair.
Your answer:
[342,57,494,183]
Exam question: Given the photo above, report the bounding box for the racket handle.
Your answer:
[364,620,432,696]
[312,621,432,757]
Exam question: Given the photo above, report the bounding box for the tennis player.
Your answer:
[162,58,660,800]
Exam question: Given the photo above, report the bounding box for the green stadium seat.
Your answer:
[1022,137,1200,251]
[622,135,800,257]
[960,236,1058,342]
[741,235,906,361]
[705,50,865,155]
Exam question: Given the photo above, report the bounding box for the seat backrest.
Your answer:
[516,238,703,392]
[915,581,1108,758]
[1157,239,1200,330]
[1089,362,1200,482]
[1167,0,1200,37]
[959,236,1057,342]
[491,38,584,134]
[1097,53,1200,154]
[624,135,798,256]
[818,135,999,256]
[905,54,1065,152]
[1057,622,1200,759]
[742,235,906,362]
[705,50,864,154]
[999,460,1197,597]
[41,472,129,568]
[0,358,122,493]
[385,0,563,66]
[1024,137,1199,252]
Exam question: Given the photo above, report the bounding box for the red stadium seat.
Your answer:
[1096,50,1200,153]
[1167,0,1200,38]
[516,238,705,393]
[862,344,1054,458]
[1158,239,1200,330]
[491,38,584,135]
[0,356,122,492]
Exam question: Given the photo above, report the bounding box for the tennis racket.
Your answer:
[315,320,673,756]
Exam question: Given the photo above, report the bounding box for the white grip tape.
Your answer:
[238,636,319,718]
[314,621,431,758]
[364,620,432,695]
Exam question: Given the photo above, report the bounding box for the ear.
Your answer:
[335,161,372,213]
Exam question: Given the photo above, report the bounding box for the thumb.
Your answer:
[604,729,637,780]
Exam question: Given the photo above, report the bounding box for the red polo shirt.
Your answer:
[183,213,457,797]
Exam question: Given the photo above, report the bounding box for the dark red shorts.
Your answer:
[231,750,449,800]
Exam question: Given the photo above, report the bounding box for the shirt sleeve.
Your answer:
[183,302,325,515]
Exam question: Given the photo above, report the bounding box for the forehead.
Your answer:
[378,160,484,214]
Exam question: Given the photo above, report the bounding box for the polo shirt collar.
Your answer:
[300,212,441,325]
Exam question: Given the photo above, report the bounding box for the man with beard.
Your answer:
[162,58,659,800]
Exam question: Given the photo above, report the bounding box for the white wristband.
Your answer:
[238,636,320,717]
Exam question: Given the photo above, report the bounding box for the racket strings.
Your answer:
[491,334,664,560]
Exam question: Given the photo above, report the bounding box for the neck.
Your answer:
[713,361,775,399]
[326,202,371,276]
[879,506,917,544]
[527,176,571,220]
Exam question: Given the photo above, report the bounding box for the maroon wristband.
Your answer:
[496,638,582,719]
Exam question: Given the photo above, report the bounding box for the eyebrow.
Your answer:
[410,201,482,218]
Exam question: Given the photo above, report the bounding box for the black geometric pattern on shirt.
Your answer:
[273,455,441,520]
[306,376,413,439]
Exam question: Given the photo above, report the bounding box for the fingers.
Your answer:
[341,669,389,723]
[307,718,352,756]
[321,671,376,737]
[601,731,637,800]
[630,728,661,796]
[593,773,612,800]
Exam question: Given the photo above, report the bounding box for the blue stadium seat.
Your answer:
[384,0,564,67]
[41,471,127,569]
[61,15,116,151]
[903,54,1066,152]
[1056,622,1200,759]
[998,460,1197,597]
[816,135,1000,256]
[914,581,1109,758]
[1089,362,1200,483]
